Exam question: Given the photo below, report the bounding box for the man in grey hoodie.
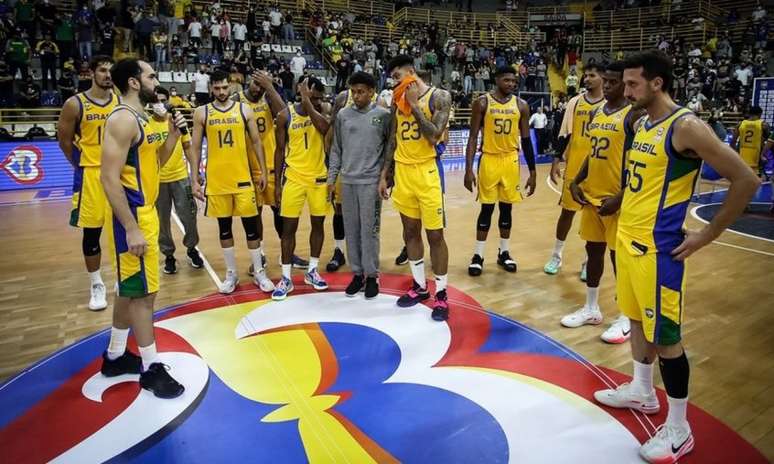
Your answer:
[327,72,391,298]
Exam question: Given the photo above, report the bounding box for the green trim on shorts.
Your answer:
[119,271,146,298]
[657,317,681,345]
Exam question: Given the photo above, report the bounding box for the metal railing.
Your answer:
[583,22,711,53]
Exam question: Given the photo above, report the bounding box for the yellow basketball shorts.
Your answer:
[559,178,583,211]
[616,238,686,345]
[392,158,445,230]
[70,166,107,228]
[579,206,618,249]
[739,148,759,170]
[279,177,330,218]
[205,190,258,218]
[254,171,276,207]
[477,153,522,204]
[105,204,160,298]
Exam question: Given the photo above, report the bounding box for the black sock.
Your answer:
[659,351,690,399]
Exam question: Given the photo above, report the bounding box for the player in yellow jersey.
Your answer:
[464,66,537,276]
[190,70,272,294]
[545,63,605,278]
[592,51,759,464]
[379,55,453,322]
[271,76,332,300]
[565,61,643,343]
[57,55,117,311]
[99,58,189,398]
[732,106,770,173]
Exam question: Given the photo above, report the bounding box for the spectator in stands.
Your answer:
[687,95,703,112]
[565,69,579,97]
[0,61,14,107]
[233,19,247,53]
[281,12,295,43]
[37,0,58,37]
[269,6,282,41]
[6,31,31,86]
[76,60,91,91]
[99,21,117,57]
[278,64,294,101]
[134,11,157,60]
[15,0,36,42]
[228,64,244,94]
[734,62,753,93]
[75,3,95,61]
[536,59,547,92]
[18,75,40,108]
[188,15,202,48]
[530,106,548,155]
[168,86,190,108]
[152,27,167,71]
[36,33,59,91]
[752,2,767,23]
[57,69,76,101]
[192,64,210,105]
[290,49,306,86]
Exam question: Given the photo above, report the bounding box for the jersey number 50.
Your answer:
[494,118,513,135]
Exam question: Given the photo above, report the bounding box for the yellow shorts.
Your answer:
[205,190,258,218]
[559,178,583,211]
[70,166,107,228]
[279,177,330,218]
[105,204,160,298]
[254,172,276,207]
[579,206,618,249]
[616,238,686,345]
[477,153,522,204]
[392,159,445,230]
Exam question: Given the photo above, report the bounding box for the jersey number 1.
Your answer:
[218,129,234,148]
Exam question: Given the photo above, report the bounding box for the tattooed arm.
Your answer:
[406,85,451,145]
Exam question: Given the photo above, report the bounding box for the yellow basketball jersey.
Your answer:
[204,102,252,195]
[738,119,763,168]
[618,107,700,255]
[582,103,634,205]
[158,119,192,183]
[395,88,437,164]
[567,94,604,178]
[111,105,164,207]
[239,91,275,172]
[481,93,520,156]
[284,104,326,185]
[74,92,121,167]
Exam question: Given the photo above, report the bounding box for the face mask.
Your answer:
[152,102,167,117]
[171,91,177,96]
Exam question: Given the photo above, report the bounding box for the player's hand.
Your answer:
[525,170,537,196]
[598,195,621,216]
[126,227,148,257]
[170,111,187,134]
[405,81,419,107]
[569,181,588,205]
[298,80,312,101]
[327,183,335,202]
[672,228,713,261]
[550,159,562,185]
[378,175,391,200]
[253,70,274,89]
[463,169,476,192]
[256,173,266,192]
[191,180,205,201]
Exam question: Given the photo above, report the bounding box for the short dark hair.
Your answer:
[89,54,114,72]
[605,60,626,75]
[210,69,228,84]
[386,54,414,74]
[155,86,170,99]
[111,58,143,94]
[584,61,604,73]
[348,71,376,88]
[623,50,673,92]
[750,106,763,116]
[307,76,325,92]
[493,66,516,78]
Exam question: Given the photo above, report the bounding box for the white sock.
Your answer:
[89,270,103,286]
[139,342,159,371]
[309,257,319,271]
[335,239,345,251]
[222,247,237,273]
[281,264,292,279]
[106,327,130,360]
[666,395,690,429]
[632,360,654,395]
[474,240,485,257]
[409,259,426,289]
[553,239,565,258]
[586,286,599,309]
[249,246,263,271]
[435,274,448,293]
[499,238,509,252]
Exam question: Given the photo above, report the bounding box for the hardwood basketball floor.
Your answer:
[1,165,772,458]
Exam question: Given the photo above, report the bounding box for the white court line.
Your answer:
[170,209,222,289]
[690,202,774,245]
[545,174,561,194]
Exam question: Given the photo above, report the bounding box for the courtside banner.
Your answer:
[752,77,774,127]
[0,142,73,191]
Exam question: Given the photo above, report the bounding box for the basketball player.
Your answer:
[464,66,537,276]
[57,55,117,311]
[100,58,188,398]
[271,76,332,301]
[379,55,453,321]
[593,51,759,463]
[565,61,643,343]
[732,106,770,173]
[189,70,273,294]
[236,70,308,274]
[544,63,605,279]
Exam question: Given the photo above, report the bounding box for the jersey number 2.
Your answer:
[218,129,234,148]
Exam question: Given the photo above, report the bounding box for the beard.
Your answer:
[96,78,113,90]
[138,82,158,105]
[628,90,654,110]
[215,92,230,103]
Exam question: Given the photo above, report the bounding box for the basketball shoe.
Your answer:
[543,254,562,275]
[88,282,108,311]
[304,268,328,291]
[326,248,346,272]
[601,315,631,344]
[219,271,239,294]
[345,274,364,296]
[395,246,409,265]
[594,382,661,414]
[639,423,694,464]
[468,254,484,276]
[187,248,204,269]
[272,276,294,301]
[253,267,275,293]
[100,351,141,377]
[431,290,449,321]
[163,256,177,274]
[139,363,185,399]
[396,281,430,307]
[560,305,603,328]
[497,249,517,272]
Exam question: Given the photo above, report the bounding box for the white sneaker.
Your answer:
[560,305,603,328]
[594,382,661,414]
[639,423,694,464]
[253,268,275,293]
[219,271,239,294]
[88,283,108,311]
[601,315,631,344]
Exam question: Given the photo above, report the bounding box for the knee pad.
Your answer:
[82,227,102,256]
[241,216,259,241]
[333,213,345,240]
[498,202,512,230]
[476,203,495,232]
[217,217,234,241]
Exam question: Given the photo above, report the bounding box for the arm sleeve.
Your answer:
[521,136,536,171]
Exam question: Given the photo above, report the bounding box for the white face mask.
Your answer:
[152,103,168,117]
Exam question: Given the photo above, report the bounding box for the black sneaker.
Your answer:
[431,290,450,321]
[396,280,430,308]
[395,246,409,265]
[163,256,177,274]
[101,350,142,377]
[468,254,484,276]
[187,248,204,269]
[364,276,379,299]
[139,362,185,399]
[345,274,364,296]
[326,248,346,272]
[497,249,517,273]
[291,254,309,269]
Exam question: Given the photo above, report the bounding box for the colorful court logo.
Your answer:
[0,274,766,463]
[0,145,45,185]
